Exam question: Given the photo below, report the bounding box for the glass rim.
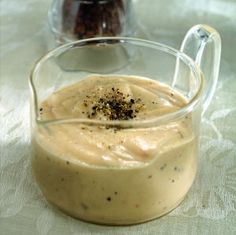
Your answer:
[29,36,203,128]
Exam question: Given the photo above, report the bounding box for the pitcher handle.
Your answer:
[179,24,221,115]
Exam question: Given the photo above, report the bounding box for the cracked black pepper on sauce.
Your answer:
[62,0,126,39]
[83,87,145,120]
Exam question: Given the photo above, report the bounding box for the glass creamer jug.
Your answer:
[29,24,221,225]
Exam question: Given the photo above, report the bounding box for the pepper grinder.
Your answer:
[48,0,134,43]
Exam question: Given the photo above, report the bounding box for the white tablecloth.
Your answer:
[1,0,236,234]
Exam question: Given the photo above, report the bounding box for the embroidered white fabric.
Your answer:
[1,0,236,234]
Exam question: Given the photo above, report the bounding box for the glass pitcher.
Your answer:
[29,24,221,225]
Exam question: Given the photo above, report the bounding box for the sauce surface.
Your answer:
[37,75,191,167]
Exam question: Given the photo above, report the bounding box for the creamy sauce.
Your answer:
[32,75,197,225]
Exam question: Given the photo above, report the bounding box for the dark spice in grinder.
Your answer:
[62,0,126,39]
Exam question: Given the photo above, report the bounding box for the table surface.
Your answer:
[1,0,236,234]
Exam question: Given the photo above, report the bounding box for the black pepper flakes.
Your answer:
[84,87,145,121]
[39,107,43,115]
[81,203,89,210]
[174,166,182,172]
[177,130,184,139]
[160,164,167,170]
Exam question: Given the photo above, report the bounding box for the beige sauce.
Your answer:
[32,75,197,225]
